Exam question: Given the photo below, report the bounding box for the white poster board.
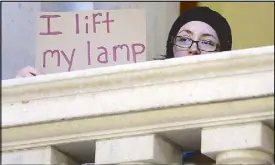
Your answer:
[35,9,146,74]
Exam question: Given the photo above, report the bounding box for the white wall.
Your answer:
[41,2,94,12]
[2,2,179,79]
[2,2,41,80]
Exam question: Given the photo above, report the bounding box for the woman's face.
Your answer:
[173,21,220,58]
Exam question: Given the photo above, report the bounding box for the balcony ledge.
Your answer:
[3,45,274,127]
[2,46,274,161]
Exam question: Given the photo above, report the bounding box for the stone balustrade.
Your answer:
[2,45,274,164]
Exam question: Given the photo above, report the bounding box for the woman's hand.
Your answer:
[16,66,40,78]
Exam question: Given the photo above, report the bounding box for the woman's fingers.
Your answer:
[16,66,40,78]
[26,66,40,76]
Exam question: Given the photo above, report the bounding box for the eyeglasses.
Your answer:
[174,36,220,52]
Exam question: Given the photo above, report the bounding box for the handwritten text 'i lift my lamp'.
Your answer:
[39,12,146,71]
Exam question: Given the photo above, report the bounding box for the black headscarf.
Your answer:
[165,6,232,59]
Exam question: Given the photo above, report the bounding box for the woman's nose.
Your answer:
[188,42,201,55]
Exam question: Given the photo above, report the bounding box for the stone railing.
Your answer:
[2,45,274,164]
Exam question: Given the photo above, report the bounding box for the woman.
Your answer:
[16,6,232,77]
[158,6,232,59]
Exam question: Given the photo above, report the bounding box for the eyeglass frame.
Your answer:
[173,36,220,52]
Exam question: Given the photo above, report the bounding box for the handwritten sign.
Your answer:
[35,9,146,74]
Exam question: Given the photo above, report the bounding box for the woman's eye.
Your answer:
[201,40,215,46]
[179,37,191,42]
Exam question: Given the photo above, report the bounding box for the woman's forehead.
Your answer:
[177,21,218,39]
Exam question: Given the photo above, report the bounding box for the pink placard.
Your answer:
[36,9,146,74]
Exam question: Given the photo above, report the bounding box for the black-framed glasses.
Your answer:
[174,36,220,52]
